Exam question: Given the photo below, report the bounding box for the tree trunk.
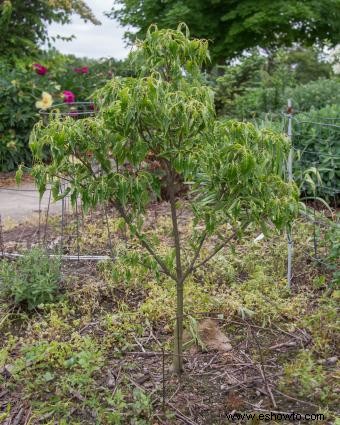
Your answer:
[173,279,184,373]
[166,162,184,374]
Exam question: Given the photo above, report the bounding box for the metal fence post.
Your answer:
[287,99,293,288]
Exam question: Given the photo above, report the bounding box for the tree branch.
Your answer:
[182,231,207,281]
[114,202,176,281]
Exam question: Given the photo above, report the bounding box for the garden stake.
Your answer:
[38,196,41,245]
[104,203,114,258]
[43,189,51,246]
[162,347,166,413]
[0,215,4,258]
[76,198,80,262]
[286,99,293,289]
[60,190,65,256]
[313,186,318,259]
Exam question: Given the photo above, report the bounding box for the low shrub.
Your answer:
[0,248,61,309]
[292,104,340,199]
[325,223,340,285]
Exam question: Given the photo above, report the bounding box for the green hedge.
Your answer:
[224,78,340,120]
[287,79,340,113]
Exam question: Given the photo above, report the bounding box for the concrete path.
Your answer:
[0,182,62,223]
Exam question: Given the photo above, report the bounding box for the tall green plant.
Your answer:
[0,248,60,310]
[27,24,299,373]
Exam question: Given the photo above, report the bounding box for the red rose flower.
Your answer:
[63,90,75,103]
[33,63,48,75]
[74,66,89,74]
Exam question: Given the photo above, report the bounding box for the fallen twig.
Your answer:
[269,341,297,350]
[274,389,321,409]
[133,335,146,352]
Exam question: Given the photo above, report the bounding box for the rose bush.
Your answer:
[0,52,127,171]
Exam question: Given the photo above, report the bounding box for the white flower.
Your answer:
[36,92,53,110]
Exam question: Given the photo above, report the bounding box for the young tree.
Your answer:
[28,24,299,373]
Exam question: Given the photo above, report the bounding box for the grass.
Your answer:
[0,203,338,424]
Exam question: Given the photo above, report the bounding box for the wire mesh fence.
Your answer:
[286,101,339,287]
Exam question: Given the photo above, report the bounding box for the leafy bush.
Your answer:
[217,76,340,120]
[0,248,61,309]
[287,78,340,112]
[0,53,127,171]
[0,60,58,171]
[214,51,292,118]
[292,104,340,199]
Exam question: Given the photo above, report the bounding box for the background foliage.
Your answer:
[212,47,337,118]
[0,0,99,59]
[0,52,127,171]
[109,0,340,63]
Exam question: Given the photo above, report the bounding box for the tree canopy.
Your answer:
[0,0,100,58]
[109,0,340,63]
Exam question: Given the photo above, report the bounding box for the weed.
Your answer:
[301,294,339,355]
[0,248,61,310]
[280,350,331,403]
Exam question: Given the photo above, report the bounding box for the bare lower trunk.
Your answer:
[166,162,184,374]
[173,279,184,373]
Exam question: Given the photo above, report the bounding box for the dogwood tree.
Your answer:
[28,24,298,373]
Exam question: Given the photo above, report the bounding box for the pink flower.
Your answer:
[63,90,75,103]
[74,66,89,74]
[33,63,48,75]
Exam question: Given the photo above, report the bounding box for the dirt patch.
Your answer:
[0,172,33,188]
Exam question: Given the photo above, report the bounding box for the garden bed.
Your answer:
[0,203,338,424]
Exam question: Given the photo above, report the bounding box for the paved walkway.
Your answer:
[0,182,62,223]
